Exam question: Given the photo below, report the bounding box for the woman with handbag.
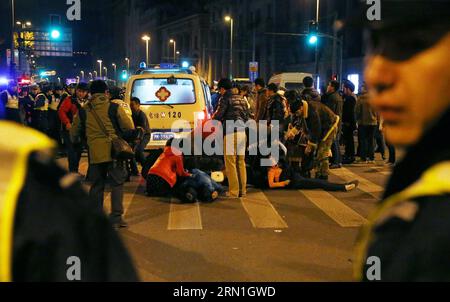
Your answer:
[71,80,135,229]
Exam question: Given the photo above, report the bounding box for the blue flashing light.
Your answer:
[140,62,147,69]
[181,61,189,68]
[0,77,9,85]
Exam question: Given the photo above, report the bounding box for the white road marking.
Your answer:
[300,190,368,228]
[168,200,203,230]
[241,191,288,229]
[330,167,384,199]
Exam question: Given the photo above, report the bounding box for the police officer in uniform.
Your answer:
[0,117,138,281]
[30,84,50,134]
[0,82,21,123]
[345,0,450,281]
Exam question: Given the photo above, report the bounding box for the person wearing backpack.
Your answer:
[71,80,134,229]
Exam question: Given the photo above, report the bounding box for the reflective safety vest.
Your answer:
[354,161,450,280]
[0,121,55,282]
[33,93,49,111]
[48,95,60,111]
[5,91,19,110]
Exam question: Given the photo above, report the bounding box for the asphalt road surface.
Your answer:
[60,156,391,282]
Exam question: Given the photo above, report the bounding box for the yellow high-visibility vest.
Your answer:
[33,93,49,111]
[5,91,19,110]
[0,121,55,282]
[354,161,450,280]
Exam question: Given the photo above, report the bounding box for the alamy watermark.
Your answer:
[66,0,82,21]
[366,256,381,281]
[366,0,381,21]
[169,119,281,167]
[66,256,81,281]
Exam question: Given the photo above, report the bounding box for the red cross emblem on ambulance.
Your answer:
[155,87,171,102]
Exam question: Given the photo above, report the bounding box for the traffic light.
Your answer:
[308,20,319,46]
[121,70,128,80]
[50,29,61,40]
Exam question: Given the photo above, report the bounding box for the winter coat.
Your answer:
[212,90,250,130]
[148,146,191,188]
[356,93,378,126]
[324,91,344,118]
[301,87,321,103]
[254,88,269,122]
[343,94,357,130]
[356,109,450,281]
[70,93,134,164]
[291,101,339,146]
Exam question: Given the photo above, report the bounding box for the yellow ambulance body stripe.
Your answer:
[0,122,54,282]
[354,162,450,280]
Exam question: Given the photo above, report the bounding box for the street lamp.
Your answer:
[97,60,103,78]
[93,71,98,78]
[125,57,130,73]
[142,35,151,66]
[169,39,177,63]
[80,70,85,81]
[112,63,117,81]
[224,16,234,80]
[89,72,93,80]
[103,67,108,79]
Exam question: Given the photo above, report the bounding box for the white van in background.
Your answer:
[269,72,313,91]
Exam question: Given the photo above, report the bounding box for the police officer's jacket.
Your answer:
[0,121,138,282]
[1,90,19,110]
[33,93,49,111]
[356,109,450,281]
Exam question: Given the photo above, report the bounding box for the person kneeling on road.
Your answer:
[146,138,192,197]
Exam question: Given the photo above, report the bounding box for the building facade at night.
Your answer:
[120,0,365,87]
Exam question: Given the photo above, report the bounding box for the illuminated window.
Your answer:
[347,74,360,94]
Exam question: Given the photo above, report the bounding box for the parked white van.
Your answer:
[268,72,313,91]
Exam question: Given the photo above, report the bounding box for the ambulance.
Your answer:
[124,67,214,150]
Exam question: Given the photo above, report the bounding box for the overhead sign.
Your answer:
[249,62,259,82]
[41,71,57,77]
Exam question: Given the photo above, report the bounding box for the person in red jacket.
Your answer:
[147,138,191,196]
[58,82,89,173]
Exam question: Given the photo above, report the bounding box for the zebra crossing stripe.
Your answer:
[300,190,368,228]
[168,200,203,230]
[330,167,384,199]
[241,191,288,229]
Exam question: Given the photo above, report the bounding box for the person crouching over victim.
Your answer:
[146,138,192,197]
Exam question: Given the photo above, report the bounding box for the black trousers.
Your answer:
[61,130,82,173]
[130,134,151,174]
[374,128,386,157]
[89,162,127,220]
[359,125,376,161]
[342,125,355,159]
[387,142,396,164]
[146,174,171,197]
[48,110,62,148]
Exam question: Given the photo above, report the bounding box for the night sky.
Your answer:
[0,0,105,59]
